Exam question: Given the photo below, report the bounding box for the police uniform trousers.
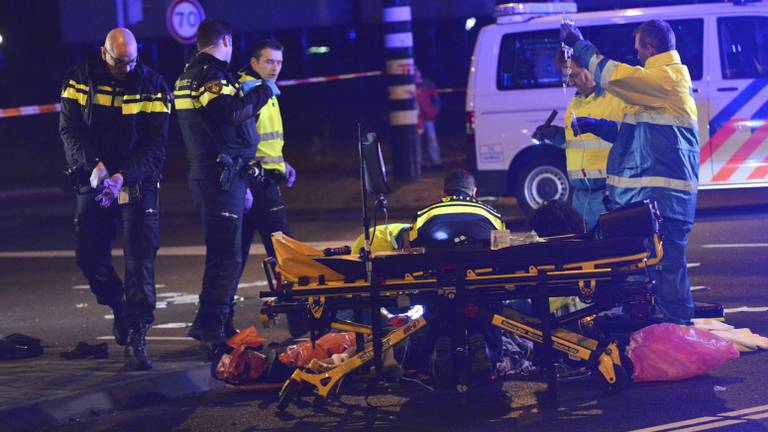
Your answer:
[240,171,292,266]
[74,181,159,325]
[189,170,248,318]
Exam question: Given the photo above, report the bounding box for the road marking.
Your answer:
[687,262,701,268]
[691,285,708,292]
[238,280,269,288]
[724,306,768,313]
[153,322,191,329]
[97,336,195,341]
[630,404,768,432]
[74,284,166,290]
[1,241,346,258]
[702,243,768,248]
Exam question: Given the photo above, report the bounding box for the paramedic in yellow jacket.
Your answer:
[237,39,295,271]
[533,48,626,230]
[562,19,699,324]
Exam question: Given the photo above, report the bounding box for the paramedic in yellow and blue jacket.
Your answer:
[562,19,699,324]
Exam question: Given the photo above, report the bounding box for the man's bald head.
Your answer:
[101,28,138,79]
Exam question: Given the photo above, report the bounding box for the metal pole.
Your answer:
[383,0,420,181]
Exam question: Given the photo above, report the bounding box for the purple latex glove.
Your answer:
[284,162,296,188]
[95,174,123,207]
[244,186,253,212]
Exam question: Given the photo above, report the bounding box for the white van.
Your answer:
[466,1,768,213]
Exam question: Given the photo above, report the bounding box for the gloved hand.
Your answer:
[244,186,253,212]
[560,22,583,47]
[264,80,281,97]
[284,162,296,188]
[240,79,258,95]
[90,162,109,189]
[95,173,123,207]
[572,117,619,143]
[532,124,562,144]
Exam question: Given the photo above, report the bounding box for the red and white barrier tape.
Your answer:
[0,103,61,119]
[0,71,462,118]
[277,70,382,86]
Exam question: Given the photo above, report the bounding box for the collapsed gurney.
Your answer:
[260,201,664,408]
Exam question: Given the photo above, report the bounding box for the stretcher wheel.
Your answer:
[276,379,302,411]
[601,364,629,394]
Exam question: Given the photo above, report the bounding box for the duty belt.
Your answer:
[216,154,260,191]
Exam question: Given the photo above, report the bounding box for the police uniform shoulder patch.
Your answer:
[204,80,223,95]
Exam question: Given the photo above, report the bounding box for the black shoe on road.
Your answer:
[468,333,492,386]
[430,335,455,388]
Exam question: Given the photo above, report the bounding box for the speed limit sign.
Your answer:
[166,0,205,44]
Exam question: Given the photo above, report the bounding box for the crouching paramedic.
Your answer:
[59,28,170,370]
[408,169,505,387]
[174,19,277,343]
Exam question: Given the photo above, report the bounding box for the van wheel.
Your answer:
[513,158,569,215]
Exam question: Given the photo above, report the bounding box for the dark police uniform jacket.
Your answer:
[59,57,171,187]
[409,194,505,249]
[173,52,273,178]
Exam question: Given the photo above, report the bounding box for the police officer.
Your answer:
[59,28,170,370]
[174,19,276,343]
[408,170,505,387]
[237,39,295,265]
[562,19,699,324]
[533,49,626,230]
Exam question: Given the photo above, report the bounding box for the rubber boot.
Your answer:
[125,323,153,370]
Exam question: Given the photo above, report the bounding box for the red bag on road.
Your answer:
[279,332,356,367]
[628,323,739,382]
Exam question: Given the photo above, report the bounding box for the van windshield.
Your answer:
[497,18,703,90]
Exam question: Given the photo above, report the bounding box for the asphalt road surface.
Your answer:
[1,188,767,432]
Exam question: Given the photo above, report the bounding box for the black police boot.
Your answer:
[188,311,228,344]
[468,333,492,386]
[430,335,455,388]
[111,303,129,346]
[124,323,153,371]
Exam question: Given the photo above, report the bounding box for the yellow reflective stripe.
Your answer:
[67,80,89,92]
[623,112,698,130]
[174,98,198,110]
[92,93,121,106]
[607,175,698,192]
[256,155,285,164]
[196,82,237,107]
[61,87,88,105]
[96,85,114,92]
[122,100,171,114]
[411,205,504,239]
[123,92,164,102]
[416,200,501,219]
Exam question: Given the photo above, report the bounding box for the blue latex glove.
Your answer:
[264,80,281,97]
[240,79,259,95]
[572,117,619,143]
[284,162,296,188]
[95,174,123,207]
[560,22,583,47]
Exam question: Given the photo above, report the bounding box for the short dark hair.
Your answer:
[529,200,586,237]
[196,19,232,50]
[634,19,676,53]
[251,39,284,59]
[443,169,476,195]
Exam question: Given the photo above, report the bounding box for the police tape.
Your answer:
[0,103,61,119]
[0,70,462,118]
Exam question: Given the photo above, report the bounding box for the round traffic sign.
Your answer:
[166,0,205,44]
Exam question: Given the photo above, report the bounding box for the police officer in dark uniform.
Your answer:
[408,170,505,387]
[173,19,276,343]
[59,28,170,370]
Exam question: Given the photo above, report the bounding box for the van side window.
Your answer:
[718,16,768,79]
[496,19,702,91]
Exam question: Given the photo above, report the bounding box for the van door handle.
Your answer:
[717,87,739,92]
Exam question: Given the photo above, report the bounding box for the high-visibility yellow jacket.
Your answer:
[573,42,700,223]
[238,69,286,174]
[409,194,504,249]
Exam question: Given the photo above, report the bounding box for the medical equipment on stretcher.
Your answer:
[260,201,663,409]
